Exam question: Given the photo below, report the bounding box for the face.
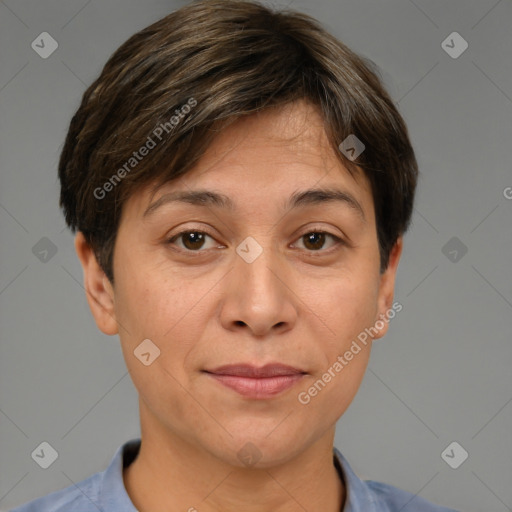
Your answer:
[77,100,402,468]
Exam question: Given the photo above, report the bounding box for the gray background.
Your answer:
[0,0,511,510]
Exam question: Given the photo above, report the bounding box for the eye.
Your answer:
[293,230,344,252]
[166,229,345,254]
[167,230,220,252]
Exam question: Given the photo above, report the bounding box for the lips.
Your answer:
[204,363,306,378]
[203,363,307,399]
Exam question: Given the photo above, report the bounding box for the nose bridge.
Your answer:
[235,234,281,300]
[221,234,296,334]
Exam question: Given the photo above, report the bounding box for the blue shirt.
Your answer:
[10,438,458,511]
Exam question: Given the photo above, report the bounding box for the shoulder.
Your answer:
[8,439,139,512]
[8,473,101,512]
[333,447,459,512]
[365,479,459,512]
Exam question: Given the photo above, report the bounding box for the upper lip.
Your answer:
[204,363,306,378]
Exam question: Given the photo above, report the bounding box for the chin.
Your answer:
[207,428,308,469]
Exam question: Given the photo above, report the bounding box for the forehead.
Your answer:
[127,100,375,222]
[179,101,363,184]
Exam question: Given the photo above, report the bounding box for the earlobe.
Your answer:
[373,237,403,340]
[74,232,119,336]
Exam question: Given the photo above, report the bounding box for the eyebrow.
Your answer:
[143,187,366,222]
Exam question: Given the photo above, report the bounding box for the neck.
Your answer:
[123,404,345,512]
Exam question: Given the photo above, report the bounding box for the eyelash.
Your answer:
[165,228,345,256]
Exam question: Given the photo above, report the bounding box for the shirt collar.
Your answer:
[99,438,139,511]
[333,446,379,512]
[98,439,378,512]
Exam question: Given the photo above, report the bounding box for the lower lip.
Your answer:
[205,373,305,399]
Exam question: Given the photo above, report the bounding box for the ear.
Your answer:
[74,232,118,335]
[372,236,403,340]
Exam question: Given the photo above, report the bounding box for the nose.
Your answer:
[219,240,298,337]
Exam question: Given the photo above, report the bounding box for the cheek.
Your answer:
[114,272,210,410]
[302,274,376,374]
[114,268,218,375]
[294,277,377,424]
[114,265,199,335]
[312,271,380,345]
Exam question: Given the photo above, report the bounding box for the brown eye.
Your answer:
[181,232,206,250]
[302,232,326,251]
[168,231,217,251]
[294,231,343,252]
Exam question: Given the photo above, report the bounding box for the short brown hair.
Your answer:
[59,0,418,283]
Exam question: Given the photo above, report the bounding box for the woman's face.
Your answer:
[82,100,401,468]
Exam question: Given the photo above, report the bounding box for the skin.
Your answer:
[75,99,402,512]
